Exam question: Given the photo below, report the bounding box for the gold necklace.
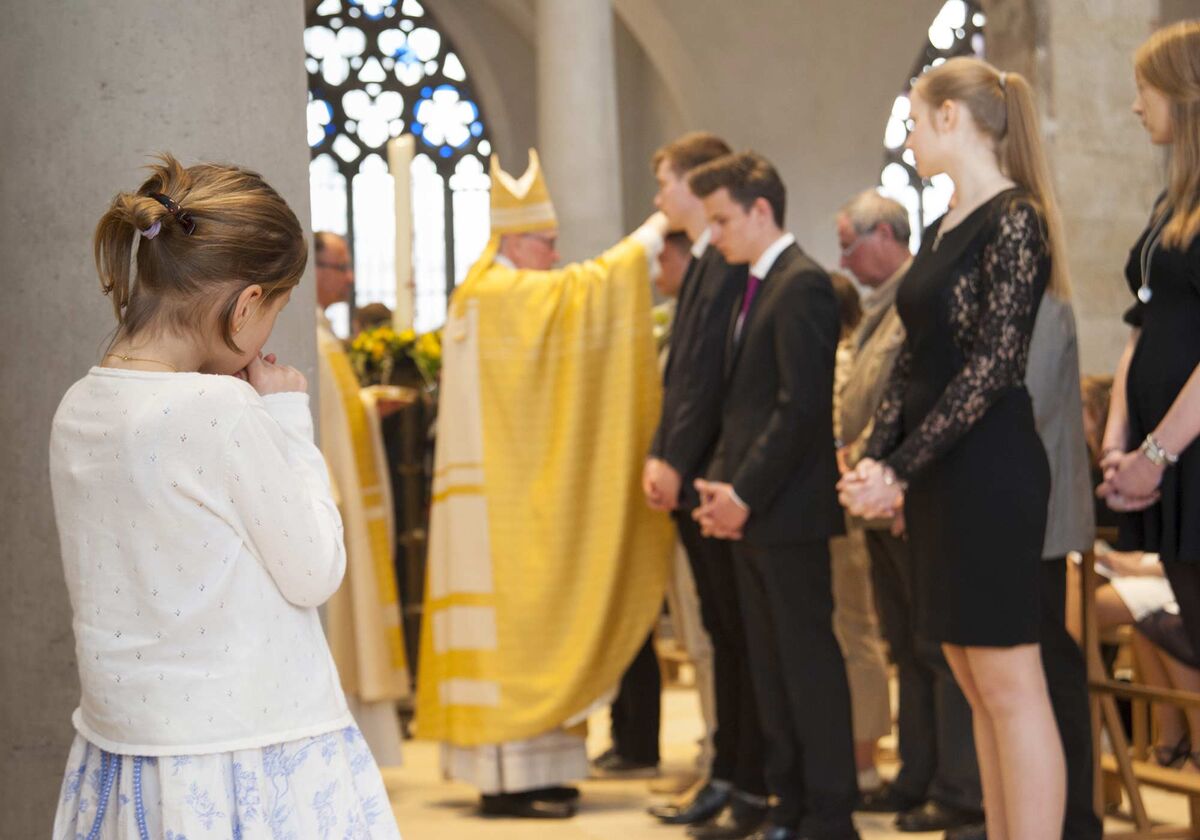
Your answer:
[103,353,181,373]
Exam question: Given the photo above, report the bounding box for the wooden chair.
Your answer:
[1083,542,1200,838]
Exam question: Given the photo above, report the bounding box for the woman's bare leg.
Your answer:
[944,644,1007,840]
[965,643,1065,840]
[1130,631,1189,762]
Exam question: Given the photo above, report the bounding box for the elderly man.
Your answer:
[416,150,673,819]
[313,232,410,768]
[835,191,984,834]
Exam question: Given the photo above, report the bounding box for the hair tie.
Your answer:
[140,220,162,240]
[998,71,1008,91]
[149,191,197,236]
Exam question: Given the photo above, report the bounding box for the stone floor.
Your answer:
[381,686,1191,839]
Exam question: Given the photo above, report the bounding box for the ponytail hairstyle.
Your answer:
[93,154,308,353]
[1135,20,1200,250]
[913,56,1070,299]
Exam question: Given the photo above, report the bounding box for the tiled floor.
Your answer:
[382,686,1191,839]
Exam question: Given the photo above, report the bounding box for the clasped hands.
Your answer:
[641,458,748,539]
[1096,446,1163,512]
[836,458,904,520]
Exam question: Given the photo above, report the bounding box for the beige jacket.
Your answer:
[838,259,911,465]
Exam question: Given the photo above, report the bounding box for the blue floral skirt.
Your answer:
[53,725,402,839]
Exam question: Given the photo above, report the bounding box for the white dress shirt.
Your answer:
[750,231,796,280]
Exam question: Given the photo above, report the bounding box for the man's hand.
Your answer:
[836,446,852,475]
[642,458,682,511]
[643,210,670,238]
[693,479,749,540]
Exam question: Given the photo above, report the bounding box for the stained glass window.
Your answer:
[878,0,986,249]
[305,0,492,335]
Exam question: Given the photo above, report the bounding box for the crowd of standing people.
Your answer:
[43,16,1200,840]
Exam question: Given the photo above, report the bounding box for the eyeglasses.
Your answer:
[317,261,353,273]
[840,228,876,258]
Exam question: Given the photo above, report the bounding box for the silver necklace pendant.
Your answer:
[1138,285,1153,304]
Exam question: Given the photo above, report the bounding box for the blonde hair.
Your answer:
[1135,20,1200,250]
[94,154,307,353]
[914,57,1070,299]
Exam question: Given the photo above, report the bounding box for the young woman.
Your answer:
[838,56,1067,839]
[1097,20,1200,669]
[50,155,401,839]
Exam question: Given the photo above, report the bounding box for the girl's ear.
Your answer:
[232,284,263,334]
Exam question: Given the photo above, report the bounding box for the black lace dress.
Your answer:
[866,189,1050,646]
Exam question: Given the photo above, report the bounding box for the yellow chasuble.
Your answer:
[416,235,673,747]
[318,319,411,705]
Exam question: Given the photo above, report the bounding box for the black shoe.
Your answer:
[526,785,580,802]
[479,792,576,819]
[688,798,768,840]
[591,747,617,766]
[648,780,732,824]
[944,822,987,840]
[895,800,983,833]
[591,749,659,778]
[855,782,923,813]
[745,826,798,840]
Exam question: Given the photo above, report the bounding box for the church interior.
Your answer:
[6,1,1200,838]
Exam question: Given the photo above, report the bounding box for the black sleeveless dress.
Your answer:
[866,189,1050,646]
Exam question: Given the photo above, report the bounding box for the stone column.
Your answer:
[983,0,1164,374]
[536,0,625,261]
[0,1,315,832]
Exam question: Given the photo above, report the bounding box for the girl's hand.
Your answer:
[244,353,306,395]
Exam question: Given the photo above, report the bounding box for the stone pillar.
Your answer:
[0,1,315,832]
[536,0,625,261]
[983,0,1164,374]
[1043,0,1162,374]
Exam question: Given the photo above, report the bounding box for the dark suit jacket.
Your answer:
[649,246,746,510]
[709,241,844,545]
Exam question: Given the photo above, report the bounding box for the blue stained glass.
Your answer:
[350,0,395,19]
[306,0,492,333]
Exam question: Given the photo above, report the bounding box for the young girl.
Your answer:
[50,156,402,839]
[1098,19,1200,686]
[838,56,1068,839]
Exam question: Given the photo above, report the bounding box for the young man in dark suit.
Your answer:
[690,152,859,840]
[641,133,769,839]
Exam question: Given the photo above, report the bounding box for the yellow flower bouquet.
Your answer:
[409,328,443,388]
[348,325,419,386]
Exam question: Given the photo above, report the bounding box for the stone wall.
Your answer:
[983,0,1198,373]
[0,1,317,831]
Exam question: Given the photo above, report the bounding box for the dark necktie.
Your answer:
[735,274,762,342]
[739,274,762,319]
